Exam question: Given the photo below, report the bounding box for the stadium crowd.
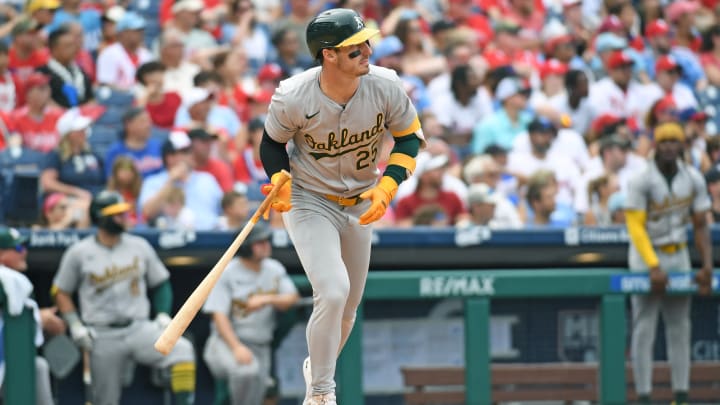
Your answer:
[0,0,719,231]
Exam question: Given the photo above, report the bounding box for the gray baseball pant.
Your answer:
[203,335,271,405]
[283,186,372,395]
[629,247,691,395]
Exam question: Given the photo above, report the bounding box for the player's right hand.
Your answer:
[70,322,94,351]
[261,172,292,219]
[233,344,254,365]
[649,267,668,295]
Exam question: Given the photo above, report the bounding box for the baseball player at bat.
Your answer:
[51,191,197,405]
[259,8,425,405]
[624,122,714,405]
[202,221,299,405]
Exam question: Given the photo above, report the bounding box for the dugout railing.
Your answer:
[3,269,718,405]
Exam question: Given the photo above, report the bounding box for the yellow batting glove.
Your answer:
[358,176,397,225]
[260,172,292,219]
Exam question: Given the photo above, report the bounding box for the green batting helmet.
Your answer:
[90,190,131,233]
[237,221,272,258]
[306,8,379,59]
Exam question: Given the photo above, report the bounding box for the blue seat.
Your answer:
[4,170,40,226]
[0,148,47,174]
[150,126,170,143]
[95,106,126,127]
[95,87,135,108]
[89,126,120,158]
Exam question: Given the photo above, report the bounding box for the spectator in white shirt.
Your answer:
[457,183,521,229]
[462,156,523,228]
[158,28,200,96]
[96,12,153,90]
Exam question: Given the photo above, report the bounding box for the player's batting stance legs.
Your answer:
[283,189,372,396]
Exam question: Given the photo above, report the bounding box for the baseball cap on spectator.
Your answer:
[257,63,283,82]
[415,152,449,176]
[12,18,39,36]
[430,19,456,35]
[57,108,92,137]
[467,183,500,205]
[103,5,126,23]
[606,50,634,69]
[654,122,685,142]
[540,59,568,80]
[705,166,720,183]
[528,117,557,134]
[607,192,625,215]
[172,0,204,13]
[0,226,27,249]
[43,192,65,217]
[594,32,627,53]
[666,1,700,23]
[655,55,680,73]
[598,15,624,33]
[678,107,709,123]
[484,50,512,69]
[495,77,529,102]
[188,127,219,140]
[484,144,508,156]
[116,11,146,32]
[645,19,671,37]
[26,0,59,13]
[370,35,403,63]
[162,130,192,156]
[24,72,50,91]
[652,95,677,117]
[183,87,213,109]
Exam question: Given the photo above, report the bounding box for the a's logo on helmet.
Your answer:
[354,15,364,30]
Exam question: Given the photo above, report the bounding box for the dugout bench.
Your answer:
[401,362,720,404]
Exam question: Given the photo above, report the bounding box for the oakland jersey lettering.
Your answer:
[305,113,384,160]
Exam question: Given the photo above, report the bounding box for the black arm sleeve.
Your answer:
[260,129,291,178]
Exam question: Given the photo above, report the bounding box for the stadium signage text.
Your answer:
[610,273,720,293]
[28,231,81,247]
[419,275,495,297]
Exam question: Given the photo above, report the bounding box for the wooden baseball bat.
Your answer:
[83,350,92,405]
[154,169,292,355]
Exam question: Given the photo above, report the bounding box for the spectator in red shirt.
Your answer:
[0,43,21,113]
[233,115,267,201]
[10,72,64,153]
[135,61,182,129]
[211,48,251,123]
[188,127,233,192]
[8,18,50,82]
[395,152,467,227]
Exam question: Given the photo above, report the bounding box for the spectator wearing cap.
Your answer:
[462,155,523,228]
[666,0,702,52]
[643,17,707,91]
[40,108,104,202]
[26,0,60,28]
[471,76,533,154]
[654,55,698,112]
[257,63,283,92]
[98,5,125,54]
[96,11,153,90]
[135,61,182,129]
[212,49,252,122]
[679,108,713,173]
[704,165,720,223]
[645,94,680,133]
[159,28,201,96]
[507,118,582,222]
[589,32,628,81]
[36,24,93,108]
[457,182,520,230]
[9,72,64,153]
[0,43,21,113]
[394,152,468,227]
[485,20,540,78]
[700,24,720,87]
[588,50,663,130]
[35,191,90,229]
[219,0,271,71]
[580,134,646,203]
[269,27,314,78]
[104,107,164,179]
[47,0,101,53]
[233,115,269,201]
[188,127,234,192]
[138,130,223,230]
[530,59,573,124]
[8,17,50,82]
[512,115,590,173]
[166,0,218,60]
[430,64,489,158]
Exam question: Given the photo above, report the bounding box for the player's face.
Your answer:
[655,139,683,162]
[334,41,372,76]
[0,245,28,272]
[251,239,271,259]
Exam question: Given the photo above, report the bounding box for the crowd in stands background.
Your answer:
[0,0,719,231]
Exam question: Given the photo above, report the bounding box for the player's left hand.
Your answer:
[154,313,172,329]
[695,268,714,296]
[359,177,397,225]
[245,294,270,313]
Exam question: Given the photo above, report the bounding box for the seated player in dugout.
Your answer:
[202,220,299,405]
[259,8,425,405]
[51,191,197,405]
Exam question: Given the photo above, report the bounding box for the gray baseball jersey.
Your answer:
[624,158,710,396]
[203,257,297,345]
[53,234,169,325]
[264,65,425,197]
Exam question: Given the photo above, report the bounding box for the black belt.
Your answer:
[91,320,133,328]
